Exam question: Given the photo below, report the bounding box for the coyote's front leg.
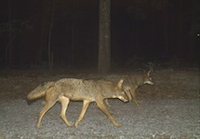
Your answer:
[96,100,121,127]
[131,90,140,107]
[75,100,91,128]
[104,99,111,107]
[37,100,57,128]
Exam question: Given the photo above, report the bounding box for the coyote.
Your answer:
[27,78,128,128]
[105,71,154,106]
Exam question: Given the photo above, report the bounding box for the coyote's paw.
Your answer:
[67,122,73,127]
[36,123,40,129]
[134,101,141,107]
[114,122,121,127]
[74,122,79,128]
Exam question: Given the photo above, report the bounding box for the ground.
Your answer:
[0,68,199,138]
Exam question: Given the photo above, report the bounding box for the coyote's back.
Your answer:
[55,78,127,101]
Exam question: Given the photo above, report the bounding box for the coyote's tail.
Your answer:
[27,82,54,100]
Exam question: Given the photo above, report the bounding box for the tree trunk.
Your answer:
[5,0,16,68]
[48,0,55,70]
[98,0,111,73]
[71,14,75,67]
[163,7,169,57]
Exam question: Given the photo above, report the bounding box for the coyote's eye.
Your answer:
[41,82,45,86]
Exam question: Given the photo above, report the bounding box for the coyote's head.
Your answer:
[142,71,154,85]
[113,79,129,102]
[27,81,54,104]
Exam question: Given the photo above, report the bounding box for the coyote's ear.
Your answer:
[116,79,124,89]
[147,71,151,76]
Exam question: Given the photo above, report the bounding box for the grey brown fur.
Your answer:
[27,78,128,128]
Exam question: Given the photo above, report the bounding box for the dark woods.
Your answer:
[0,0,199,69]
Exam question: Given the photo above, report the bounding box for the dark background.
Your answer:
[0,0,199,69]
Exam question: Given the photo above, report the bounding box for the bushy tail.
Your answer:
[27,82,54,100]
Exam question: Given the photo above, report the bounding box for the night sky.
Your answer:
[0,0,199,69]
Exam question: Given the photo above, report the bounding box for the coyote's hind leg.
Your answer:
[59,96,73,127]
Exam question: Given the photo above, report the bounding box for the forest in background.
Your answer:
[0,0,199,69]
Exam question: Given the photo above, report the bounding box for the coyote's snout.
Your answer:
[27,78,128,128]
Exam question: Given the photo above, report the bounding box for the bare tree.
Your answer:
[98,0,111,73]
[5,0,15,68]
[48,0,55,69]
